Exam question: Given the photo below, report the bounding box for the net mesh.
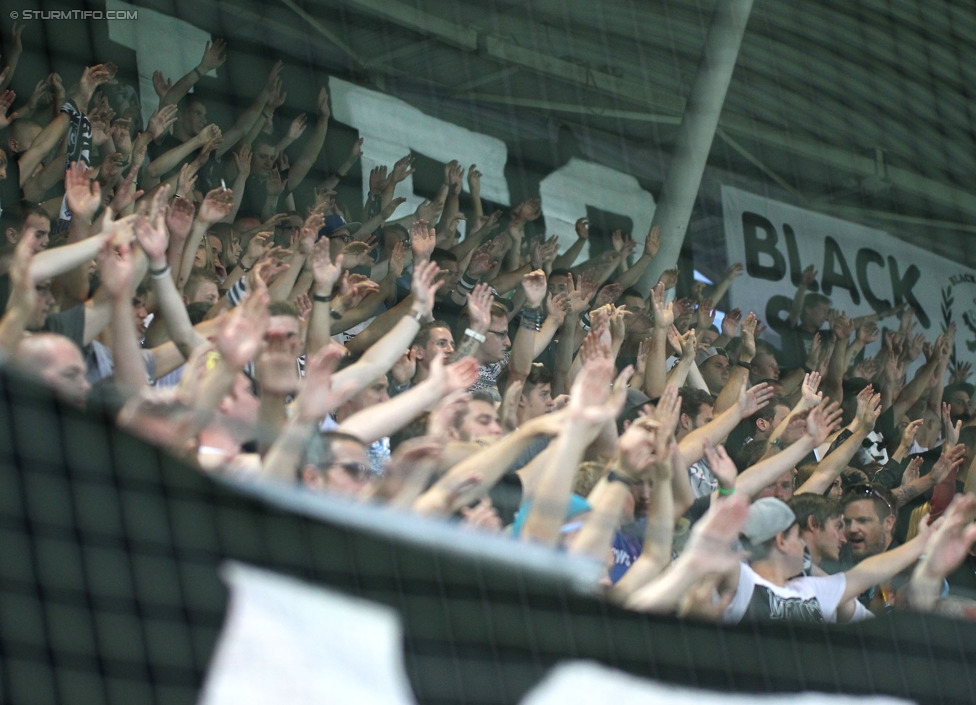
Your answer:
[4,367,976,705]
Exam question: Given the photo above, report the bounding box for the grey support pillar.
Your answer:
[637,0,754,295]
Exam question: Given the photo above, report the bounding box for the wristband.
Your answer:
[464,328,486,343]
[718,487,736,496]
[736,360,752,370]
[410,309,425,323]
[312,292,334,303]
[520,306,546,332]
[149,265,171,280]
[607,470,638,488]
[331,310,343,320]
[457,273,478,292]
[771,438,786,451]
[802,364,814,374]
[239,260,254,273]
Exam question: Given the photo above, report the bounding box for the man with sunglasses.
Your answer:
[299,431,373,497]
[721,496,932,624]
[841,483,910,613]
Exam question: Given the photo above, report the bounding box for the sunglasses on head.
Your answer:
[844,483,893,516]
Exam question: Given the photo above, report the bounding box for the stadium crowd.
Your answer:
[3,29,976,626]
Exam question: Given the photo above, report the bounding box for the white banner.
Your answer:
[722,185,976,362]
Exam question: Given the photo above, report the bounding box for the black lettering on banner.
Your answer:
[821,236,860,304]
[743,212,786,281]
[783,224,817,291]
[765,295,793,329]
[888,257,928,327]
[855,249,891,312]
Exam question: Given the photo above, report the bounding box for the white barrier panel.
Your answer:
[329,77,511,223]
[200,562,417,705]
[522,661,912,705]
[540,158,656,258]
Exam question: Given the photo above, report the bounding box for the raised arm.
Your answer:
[609,431,677,600]
[906,494,976,611]
[286,87,330,192]
[507,269,548,384]
[795,389,880,496]
[98,236,146,395]
[678,381,775,470]
[135,192,207,360]
[338,356,478,444]
[159,38,227,108]
[841,522,932,603]
[643,282,673,399]
[0,232,38,355]
[625,493,750,614]
[613,225,660,292]
[736,402,840,498]
[331,259,440,393]
[520,355,627,547]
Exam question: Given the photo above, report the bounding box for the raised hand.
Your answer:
[340,240,375,269]
[429,353,479,394]
[856,389,883,432]
[800,264,818,287]
[164,195,195,246]
[410,218,436,263]
[216,290,270,372]
[856,320,880,346]
[658,267,680,290]
[369,165,389,194]
[64,162,101,222]
[643,224,660,258]
[738,311,758,358]
[410,259,443,317]
[521,269,548,309]
[152,70,172,99]
[147,103,179,140]
[444,160,464,193]
[511,198,541,224]
[199,38,228,73]
[901,456,923,486]
[135,210,170,268]
[311,236,343,295]
[913,495,976,595]
[593,282,622,310]
[465,282,493,334]
[414,198,443,223]
[107,166,144,213]
[337,273,379,310]
[649,281,673,330]
[942,402,963,447]
[390,154,415,184]
[806,400,842,445]
[467,164,481,194]
[800,371,823,409]
[97,236,136,301]
[739,381,775,416]
[678,328,697,359]
[197,186,234,224]
[703,443,738,490]
[574,217,589,239]
[696,297,716,332]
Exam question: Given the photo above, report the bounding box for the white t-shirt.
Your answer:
[723,562,847,625]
